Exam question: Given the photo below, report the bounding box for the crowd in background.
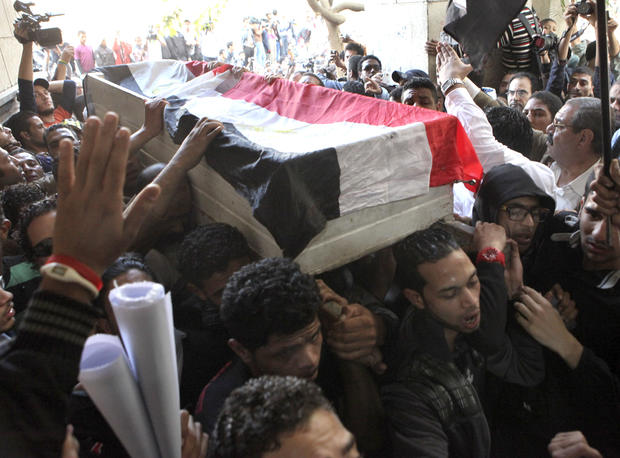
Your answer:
[1,1,620,457]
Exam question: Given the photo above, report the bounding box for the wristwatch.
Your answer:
[441,77,464,95]
[40,262,100,299]
[476,247,506,267]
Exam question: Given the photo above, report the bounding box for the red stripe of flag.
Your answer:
[212,71,482,189]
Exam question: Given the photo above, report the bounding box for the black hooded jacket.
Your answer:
[472,164,555,226]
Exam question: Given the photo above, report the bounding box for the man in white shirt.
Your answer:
[546,97,601,211]
[436,43,601,215]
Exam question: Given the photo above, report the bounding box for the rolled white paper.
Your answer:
[79,334,160,458]
[109,282,181,458]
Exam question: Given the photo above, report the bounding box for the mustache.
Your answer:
[584,236,611,249]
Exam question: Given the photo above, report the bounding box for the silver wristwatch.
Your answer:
[441,78,463,95]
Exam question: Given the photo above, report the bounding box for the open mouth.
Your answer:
[463,311,480,330]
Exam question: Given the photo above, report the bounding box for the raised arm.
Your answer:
[0,113,160,455]
[436,42,556,197]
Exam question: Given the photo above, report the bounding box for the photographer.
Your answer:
[547,0,618,100]
[14,22,76,128]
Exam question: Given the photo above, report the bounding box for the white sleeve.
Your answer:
[444,88,556,199]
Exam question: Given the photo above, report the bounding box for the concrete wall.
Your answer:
[0,0,19,97]
[340,0,449,79]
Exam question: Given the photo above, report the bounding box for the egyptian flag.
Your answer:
[97,62,482,257]
[444,0,527,70]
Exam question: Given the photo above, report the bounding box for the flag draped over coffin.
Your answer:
[94,61,482,257]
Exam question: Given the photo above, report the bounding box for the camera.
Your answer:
[533,33,559,55]
[13,1,63,48]
[575,0,594,15]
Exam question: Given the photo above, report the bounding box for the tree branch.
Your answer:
[306,0,346,25]
[332,1,365,14]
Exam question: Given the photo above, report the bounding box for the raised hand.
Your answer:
[435,42,473,86]
[53,113,160,276]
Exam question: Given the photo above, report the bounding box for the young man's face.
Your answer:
[360,58,381,80]
[27,210,56,268]
[507,77,532,112]
[496,196,548,253]
[79,32,87,45]
[45,128,77,159]
[567,72,594,98]
[402,87,438,111]
[408,249,481,343]
[198,256,250,306]
[34,86,54,114]
[299,74,322,86]
[610,83,620,128]
[0,148,25,187]
[580,193,620,270]
[248,316,323,380]
[265,408,360,458]
[0,286,15,333]
[344,48,360,64]
[523,97,553,132]
[0,125,17,149]
[13,151,44,183]
[542,20,557,35]
[498,72,516,97]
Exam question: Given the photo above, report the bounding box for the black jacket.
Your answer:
[382,259,544,457]
[0,291,98,457]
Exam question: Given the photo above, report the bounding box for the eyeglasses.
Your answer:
[507,89,529,97]
[500,205,550,223]
[551,120,574,130]
[32,237,53,258]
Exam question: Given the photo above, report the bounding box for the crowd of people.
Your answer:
[1,0,620,457]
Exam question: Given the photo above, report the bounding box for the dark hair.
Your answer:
[179,223,250,287]
[347,55,362,80]
[95,252,153,308]
[135,163,164,194]
[529,90,563,119]
[394,228,460,293]
[18,196,57,265]
[211,375,333,458]
[357,54,382,75]
[221,257,320,350]
[44,124,76,148]
[226,41,233,48]
[402,77,439,103]
[541,18,556,25]
[585,42,596,62]
[344,42,365,57]
[78,30,86,35]
[342,80,366,96]
[4,111,39,145]
[1,183,45,227]
[485,106,533,155]
[389,86,403,102]
[300,72,324,87]
[509,71,541,92]
[565,97,602,153]
[572,65,594,79]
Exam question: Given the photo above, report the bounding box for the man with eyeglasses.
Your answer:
[473,164,555,258]
[545,97,602,211]
[507,72,540,112]
[436,42,602,217]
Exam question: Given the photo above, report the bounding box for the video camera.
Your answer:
[13,1,63,48]
[575,0,594,16]
[533,33,559,55]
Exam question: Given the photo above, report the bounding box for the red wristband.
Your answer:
[45,254,103,291]
[476,247,506,268]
